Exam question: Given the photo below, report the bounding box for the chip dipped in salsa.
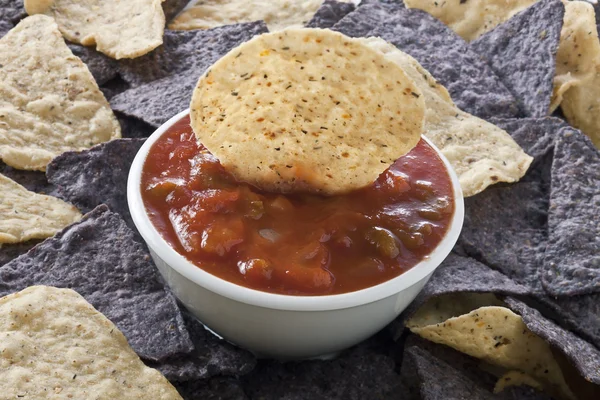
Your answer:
[141,116,455,296]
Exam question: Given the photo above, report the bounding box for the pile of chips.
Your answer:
[0,0,599,399]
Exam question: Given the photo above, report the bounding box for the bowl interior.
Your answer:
[127,109,464,312]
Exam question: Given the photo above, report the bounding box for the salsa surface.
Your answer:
[142,116,455,296]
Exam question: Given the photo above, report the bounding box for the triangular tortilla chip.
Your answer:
[0,173,81,244]
[470,0,564,117]
[542,127,600,296]
[406,295,575,399]
[360,37,532,196]
[24,0,165,59]
[0,15,120,171]
[0,286,182,399]
[403,0,538,41]
[552,0,600,148]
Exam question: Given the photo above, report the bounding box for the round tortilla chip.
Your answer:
[190,28,426,195]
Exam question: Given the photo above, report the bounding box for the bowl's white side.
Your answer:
[151,248,432,359]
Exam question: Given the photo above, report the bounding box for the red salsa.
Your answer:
[141,116,455,296]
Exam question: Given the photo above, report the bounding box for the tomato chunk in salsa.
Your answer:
[141,116,455,296]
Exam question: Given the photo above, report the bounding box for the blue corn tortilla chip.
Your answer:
[505,298,600,398]
[46,139,146,230]
[100,76,130,100]
[117,113,156,138]
[0,240,42,267]
[542,127,600,296]
[0,205,193,361]
[333,4,520,120]
[470,0,563,118]
[401,254,531,322]
[111,22,268,127]
[163,0,190,23]
[535,293,600,350]
[147,310,256,382]
[331,3,394,38]
[0,0,26,26]
[402,336,553,400]
[0,19,11,37]
[174,377,248,400]
[242,334,403,400]
[306,0,356,29]
[456,179,549,292]
[1,161,57,195]
[68,43,119,86]
[491,117,567,162]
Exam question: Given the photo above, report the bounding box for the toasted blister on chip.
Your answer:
[470,0,564,118]
[360,37,532,197]
[24,0,166,59]
[0,286,182,399]
[0,174,81,245]
[406,294,576,400]
[170,0,353,32]
[552,0,600,148]
[0,15,120,171]
[403,0,538,41]
[191,29,426,195]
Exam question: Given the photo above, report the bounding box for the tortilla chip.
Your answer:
[505,297,600,387]
[191,29,425,195]
[0,286,182,399]
[163,0,190,23]
[1,161,57,195]
[0,174,81,245]
[147,310,256,382]
[335,4,522,120]
[67,43,118,86]
[0,15,120,171]
[553,0,600,148]
[169,0,353,31]
[403,0,538,41]
[24,0,166,59]
[470,0,564,118]
[402,338,553,400]
[0,0,26,25]
[242,339,403,399]
[401,254,532,325]
[406,299,575,399]
[174,377,247,400]
[46,139,146,230]
[457,179,548,290]
[117,114,156,139]
[0,205,193,361]
[331,2,394,38]
[541,127,600,296]
[111,22,269,127]
[306,0,357,29]
[361,37,531,196]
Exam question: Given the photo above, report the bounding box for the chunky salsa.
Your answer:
[141,115,455,296]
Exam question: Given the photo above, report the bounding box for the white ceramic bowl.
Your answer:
[128,109,464,359]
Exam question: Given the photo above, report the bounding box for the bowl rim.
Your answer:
[128,109,464,311]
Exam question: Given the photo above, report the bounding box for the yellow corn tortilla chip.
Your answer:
[0,15,120,171]
[170,0,353,31]
[0,174,82,245]
[406,294,576,400]
[495,370,545,394]
[552,0,600,148]
[191,28,426,195]
[360,37,532,197]
[0,286,182,399]
[24,0,165,59]
[403,0,538,41]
